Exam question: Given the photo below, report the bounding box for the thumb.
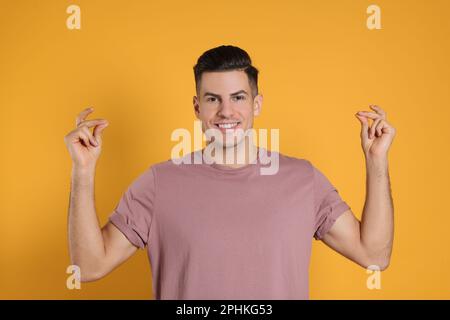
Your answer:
[355,114,369,140]
[93,122,109,144]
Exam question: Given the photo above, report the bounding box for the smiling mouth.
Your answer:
[214,122,241,129]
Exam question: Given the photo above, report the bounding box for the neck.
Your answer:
[203,137,258,168]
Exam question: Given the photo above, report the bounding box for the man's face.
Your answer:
[193,70,263,148]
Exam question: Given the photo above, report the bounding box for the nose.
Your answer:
[217,100,235,118]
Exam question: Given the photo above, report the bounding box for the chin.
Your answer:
[223,132,247,149]
[205,126,246,146]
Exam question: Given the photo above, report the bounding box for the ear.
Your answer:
[253,93,263,117]
[193,95,200,119]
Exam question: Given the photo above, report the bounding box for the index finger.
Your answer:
[357,111,382,120]
[76,107,94,127]
[369,105,386,119]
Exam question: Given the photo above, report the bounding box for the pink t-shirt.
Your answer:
[108,149,351,299]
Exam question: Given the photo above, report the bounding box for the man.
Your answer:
[64,45,396,299]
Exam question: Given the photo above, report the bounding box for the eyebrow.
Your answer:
[203,90,249,98]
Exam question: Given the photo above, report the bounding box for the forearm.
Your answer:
[68,165,106,278]
[360,156,394,268]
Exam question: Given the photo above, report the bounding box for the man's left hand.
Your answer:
[355,105,396,160]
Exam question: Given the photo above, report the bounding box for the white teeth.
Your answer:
[217,122,238,129]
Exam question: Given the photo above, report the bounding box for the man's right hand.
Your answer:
[64,107,109,169]
[65,107,138,282]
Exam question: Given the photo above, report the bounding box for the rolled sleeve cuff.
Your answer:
[109,211,146,249]
[314,201,351,240]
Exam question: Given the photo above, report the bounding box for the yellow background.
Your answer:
[1,0,449,299]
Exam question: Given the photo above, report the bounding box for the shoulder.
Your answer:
[276,152,313,175]
[147,152,198,176]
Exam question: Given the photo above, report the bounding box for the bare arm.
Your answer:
[321,105,396,271]
[65,107,138,282]
[68,166,137,282]
[321,158,394,270]
[360,158,394,267]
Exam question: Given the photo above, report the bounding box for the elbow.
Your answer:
[80,272,104,283]
[79,267,108,282]
[362,253,391,271]
[360,243,392,271]
[372,260,390,271]
[70,257,106,283]
[379,259,390,271]
[359,259,390,272]
[380,259,391,271]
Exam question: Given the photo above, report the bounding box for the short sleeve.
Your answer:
[108,166,156,249]
[311,163,351,240]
